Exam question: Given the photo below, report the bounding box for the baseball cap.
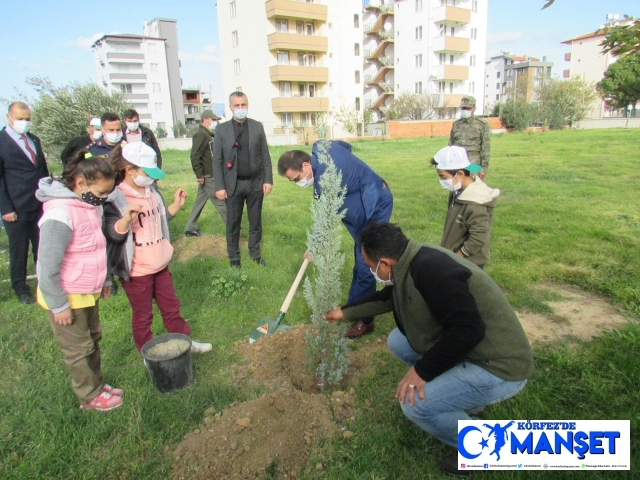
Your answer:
[122,142,166,179]
[89,117,101,127]
[201,110,221,120]
[432,146,482,173]
[460,95,476,108]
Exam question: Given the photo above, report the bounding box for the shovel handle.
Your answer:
[279,258,310,314]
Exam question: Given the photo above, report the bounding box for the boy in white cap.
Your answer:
[430,145,500,269]
[60,117,103,167]
[104,142,212,354]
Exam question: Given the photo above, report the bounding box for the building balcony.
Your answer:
[123,93,149,102]
[564,52,571,61]
[106,52,145,63]
[366,91,394,110]
[109,73,147,82]
[432,5,471,25]
[563,69,570,78]
[432,35,470,53]
[437,93,465,108]
[365,65,393,84]
[363,1,394,15]
[138,113,152,120]
[271,96,329,112]
[265,0,328,22]
[432,65,469,80]
[269,65,329,83]
[364,36,394,59]
[267,33,328,53]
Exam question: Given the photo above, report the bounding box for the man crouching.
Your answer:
[324,222,533,476]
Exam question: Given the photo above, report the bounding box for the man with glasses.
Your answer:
[449,95,491,180]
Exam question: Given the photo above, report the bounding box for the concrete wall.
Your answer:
[158,134,301,151]
[387,117,501,138]
[576,117,640,129]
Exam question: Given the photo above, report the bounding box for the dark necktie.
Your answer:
[20,135,37,165]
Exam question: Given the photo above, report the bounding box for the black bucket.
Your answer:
[141,333,193,393]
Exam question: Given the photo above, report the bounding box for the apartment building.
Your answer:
[217,0,487,138]
[92,18,184,137]
[183,88,214,125]
[484,53,553,109]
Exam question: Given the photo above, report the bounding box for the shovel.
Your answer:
[249,258,310,344]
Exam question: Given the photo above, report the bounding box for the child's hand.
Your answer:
[53,308,73,326]
[173,188,187,208]
[101,286,112,298]
[123,203,142,224]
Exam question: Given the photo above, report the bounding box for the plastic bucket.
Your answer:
[141,333,193,393]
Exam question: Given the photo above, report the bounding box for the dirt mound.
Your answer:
[517,285,629,344]
[173,235,247,262]
[171,389,354,480]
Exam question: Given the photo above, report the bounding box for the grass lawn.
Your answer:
[0,129,638,479]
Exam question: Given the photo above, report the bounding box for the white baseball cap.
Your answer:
[122,142,165,179]
[432,146,482,173]
[89,117,101,128]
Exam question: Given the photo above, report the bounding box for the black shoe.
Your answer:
[230,260,241,269]
[440,450,471,477]
[252,257,266,266]
[18,292,35,305]
[185,230,201,237]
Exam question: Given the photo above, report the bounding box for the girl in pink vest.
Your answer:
[36,150,131,411]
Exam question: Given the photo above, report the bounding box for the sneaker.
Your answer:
[80,392,123,412]
[230,260,241,269]
[252,257,266,266]
[185,230,201,237]
[102,384,124,397]
[345,320,375,339]
[18,292,35,305]
[191,341,212,353]
[440,450,471,476]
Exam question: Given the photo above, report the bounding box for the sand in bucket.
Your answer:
[141,333,193,393]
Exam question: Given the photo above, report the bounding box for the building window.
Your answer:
[355,97,361,111]
[119,84,133,94]
[157,122,166,130]
[234,59,241,75]
[438,81,445,93]
[152,83,161,93]
[354,14,359,28]
[450,26,455,36]
[279,82,292,97]
[415,81,422,94]
[470,55,476,67]
[155,103,164,112]
[281,113,293,127]
[470,28,477,40]
[306,23,314,36]
[300,112,308,125]
[496,71,501,78]
[232,30,238,47]
[469,81,475,94]
[415,54,422,67]
[507,69,513,77]
[278,51,290,65]
[236,86,242,91]
[439,53,446,65]
[439,24,445,37]
[449,54,454,65]
[415,26,422,40]
[276,19,288,33]
[150,63,159,73]
[354,43,360,56]
[299,83,306,97]
[117,64,130,73]
[355,70,360,84]
[496,94,500,100]
[415,0,422,12]
[230,1,236,18]
[308,84,316,97]
[115,44,126,53]
[296,21,304,35]
[449,82,453,93]
[507,81,512,88]
[298,52,314,66]
[148,43,156,54]
[496,82,500,89]
[472,0,478,12]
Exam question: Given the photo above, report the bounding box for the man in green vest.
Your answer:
[325,222,533,476]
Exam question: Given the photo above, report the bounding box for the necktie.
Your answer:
[20,135,37,166]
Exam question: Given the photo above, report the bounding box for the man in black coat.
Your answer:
[123,109,162,168]
[60,117,102,167]
[212,92,273,268]
[0,102,50,303]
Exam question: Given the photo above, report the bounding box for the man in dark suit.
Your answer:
[0,102,50,303]
[212,92,273,268]
[60,117,102,167]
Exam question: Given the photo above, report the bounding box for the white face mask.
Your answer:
[370,260,394,286]
[439,173,461,192]
[233,108,248,120]
[10,119,31,135]
[133,172,155,187]
[104,131,123,144]
[295,167,313,188]
[460,110,472,119]
[91,130,103,140]
[210,122,217,131]
[126,121,139,131]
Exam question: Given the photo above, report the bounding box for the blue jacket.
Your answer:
[311,140,391,238]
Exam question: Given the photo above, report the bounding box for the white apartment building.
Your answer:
[92,19,184,137]
[217,0,488,139]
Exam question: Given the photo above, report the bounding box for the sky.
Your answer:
[0,0,638,109]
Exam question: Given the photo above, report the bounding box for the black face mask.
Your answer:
[81,190,108,207]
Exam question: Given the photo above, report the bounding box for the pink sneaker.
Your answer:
[80,392,123,411]
[102,384,124,396]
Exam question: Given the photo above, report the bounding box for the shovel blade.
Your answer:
[249,312,291,344]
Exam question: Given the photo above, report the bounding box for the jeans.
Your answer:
[387,327,528,447]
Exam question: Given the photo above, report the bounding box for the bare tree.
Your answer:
[381,92,440,120]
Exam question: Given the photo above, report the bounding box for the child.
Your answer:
[430,145,500,269]
[104,142,212,353]
[36,150,124,411]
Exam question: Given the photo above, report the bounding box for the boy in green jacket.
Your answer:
[431,145,500,269]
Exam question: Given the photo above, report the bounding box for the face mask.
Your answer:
[126,122,139,131]
[10,119,31,135]
[295,168,313,188]
[80,182,108,207]
[370,260,394,286]
[233,108,248,120]
[460,110,472,119]
[133,172,155,187]
[439,174,461,192]
[210,122,217,131]
[91,130,103,140]
[104,131,123,144]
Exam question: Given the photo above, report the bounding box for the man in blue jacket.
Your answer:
[278,140,393,338]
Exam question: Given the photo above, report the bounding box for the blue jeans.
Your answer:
[387,328,528,447]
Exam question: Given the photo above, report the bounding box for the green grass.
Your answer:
[1,129,639,478]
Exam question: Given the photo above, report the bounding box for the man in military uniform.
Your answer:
[449,95,490,179]
[88,112,124,159]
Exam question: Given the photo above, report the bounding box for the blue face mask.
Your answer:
[233,108,248,120]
